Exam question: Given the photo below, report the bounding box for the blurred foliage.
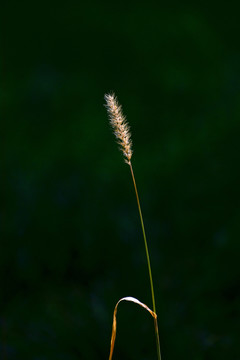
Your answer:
[2,1,240,360]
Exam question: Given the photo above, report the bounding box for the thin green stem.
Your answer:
[129,162,162,360]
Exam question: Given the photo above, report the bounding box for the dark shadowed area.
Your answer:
[2,1,240,360]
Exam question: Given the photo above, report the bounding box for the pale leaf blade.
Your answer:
[109,296,157,360]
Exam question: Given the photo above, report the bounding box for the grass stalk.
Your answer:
[105,93,162,360]
[129,162,161,360]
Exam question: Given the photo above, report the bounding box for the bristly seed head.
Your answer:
[104,93,133,165]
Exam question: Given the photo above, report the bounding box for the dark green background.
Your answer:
[2,2,240,359]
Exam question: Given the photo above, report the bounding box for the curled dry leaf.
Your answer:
[109,296,157,360]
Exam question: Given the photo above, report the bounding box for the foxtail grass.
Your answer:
[105,93,162,360]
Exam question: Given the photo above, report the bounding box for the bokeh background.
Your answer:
[2,1,240,359]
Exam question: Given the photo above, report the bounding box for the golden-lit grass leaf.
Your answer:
[108,296,157,360]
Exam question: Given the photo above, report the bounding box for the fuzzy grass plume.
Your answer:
[105,93,162,360]
[104,93,132,164]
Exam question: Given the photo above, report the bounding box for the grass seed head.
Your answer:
[105,93,133,165]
